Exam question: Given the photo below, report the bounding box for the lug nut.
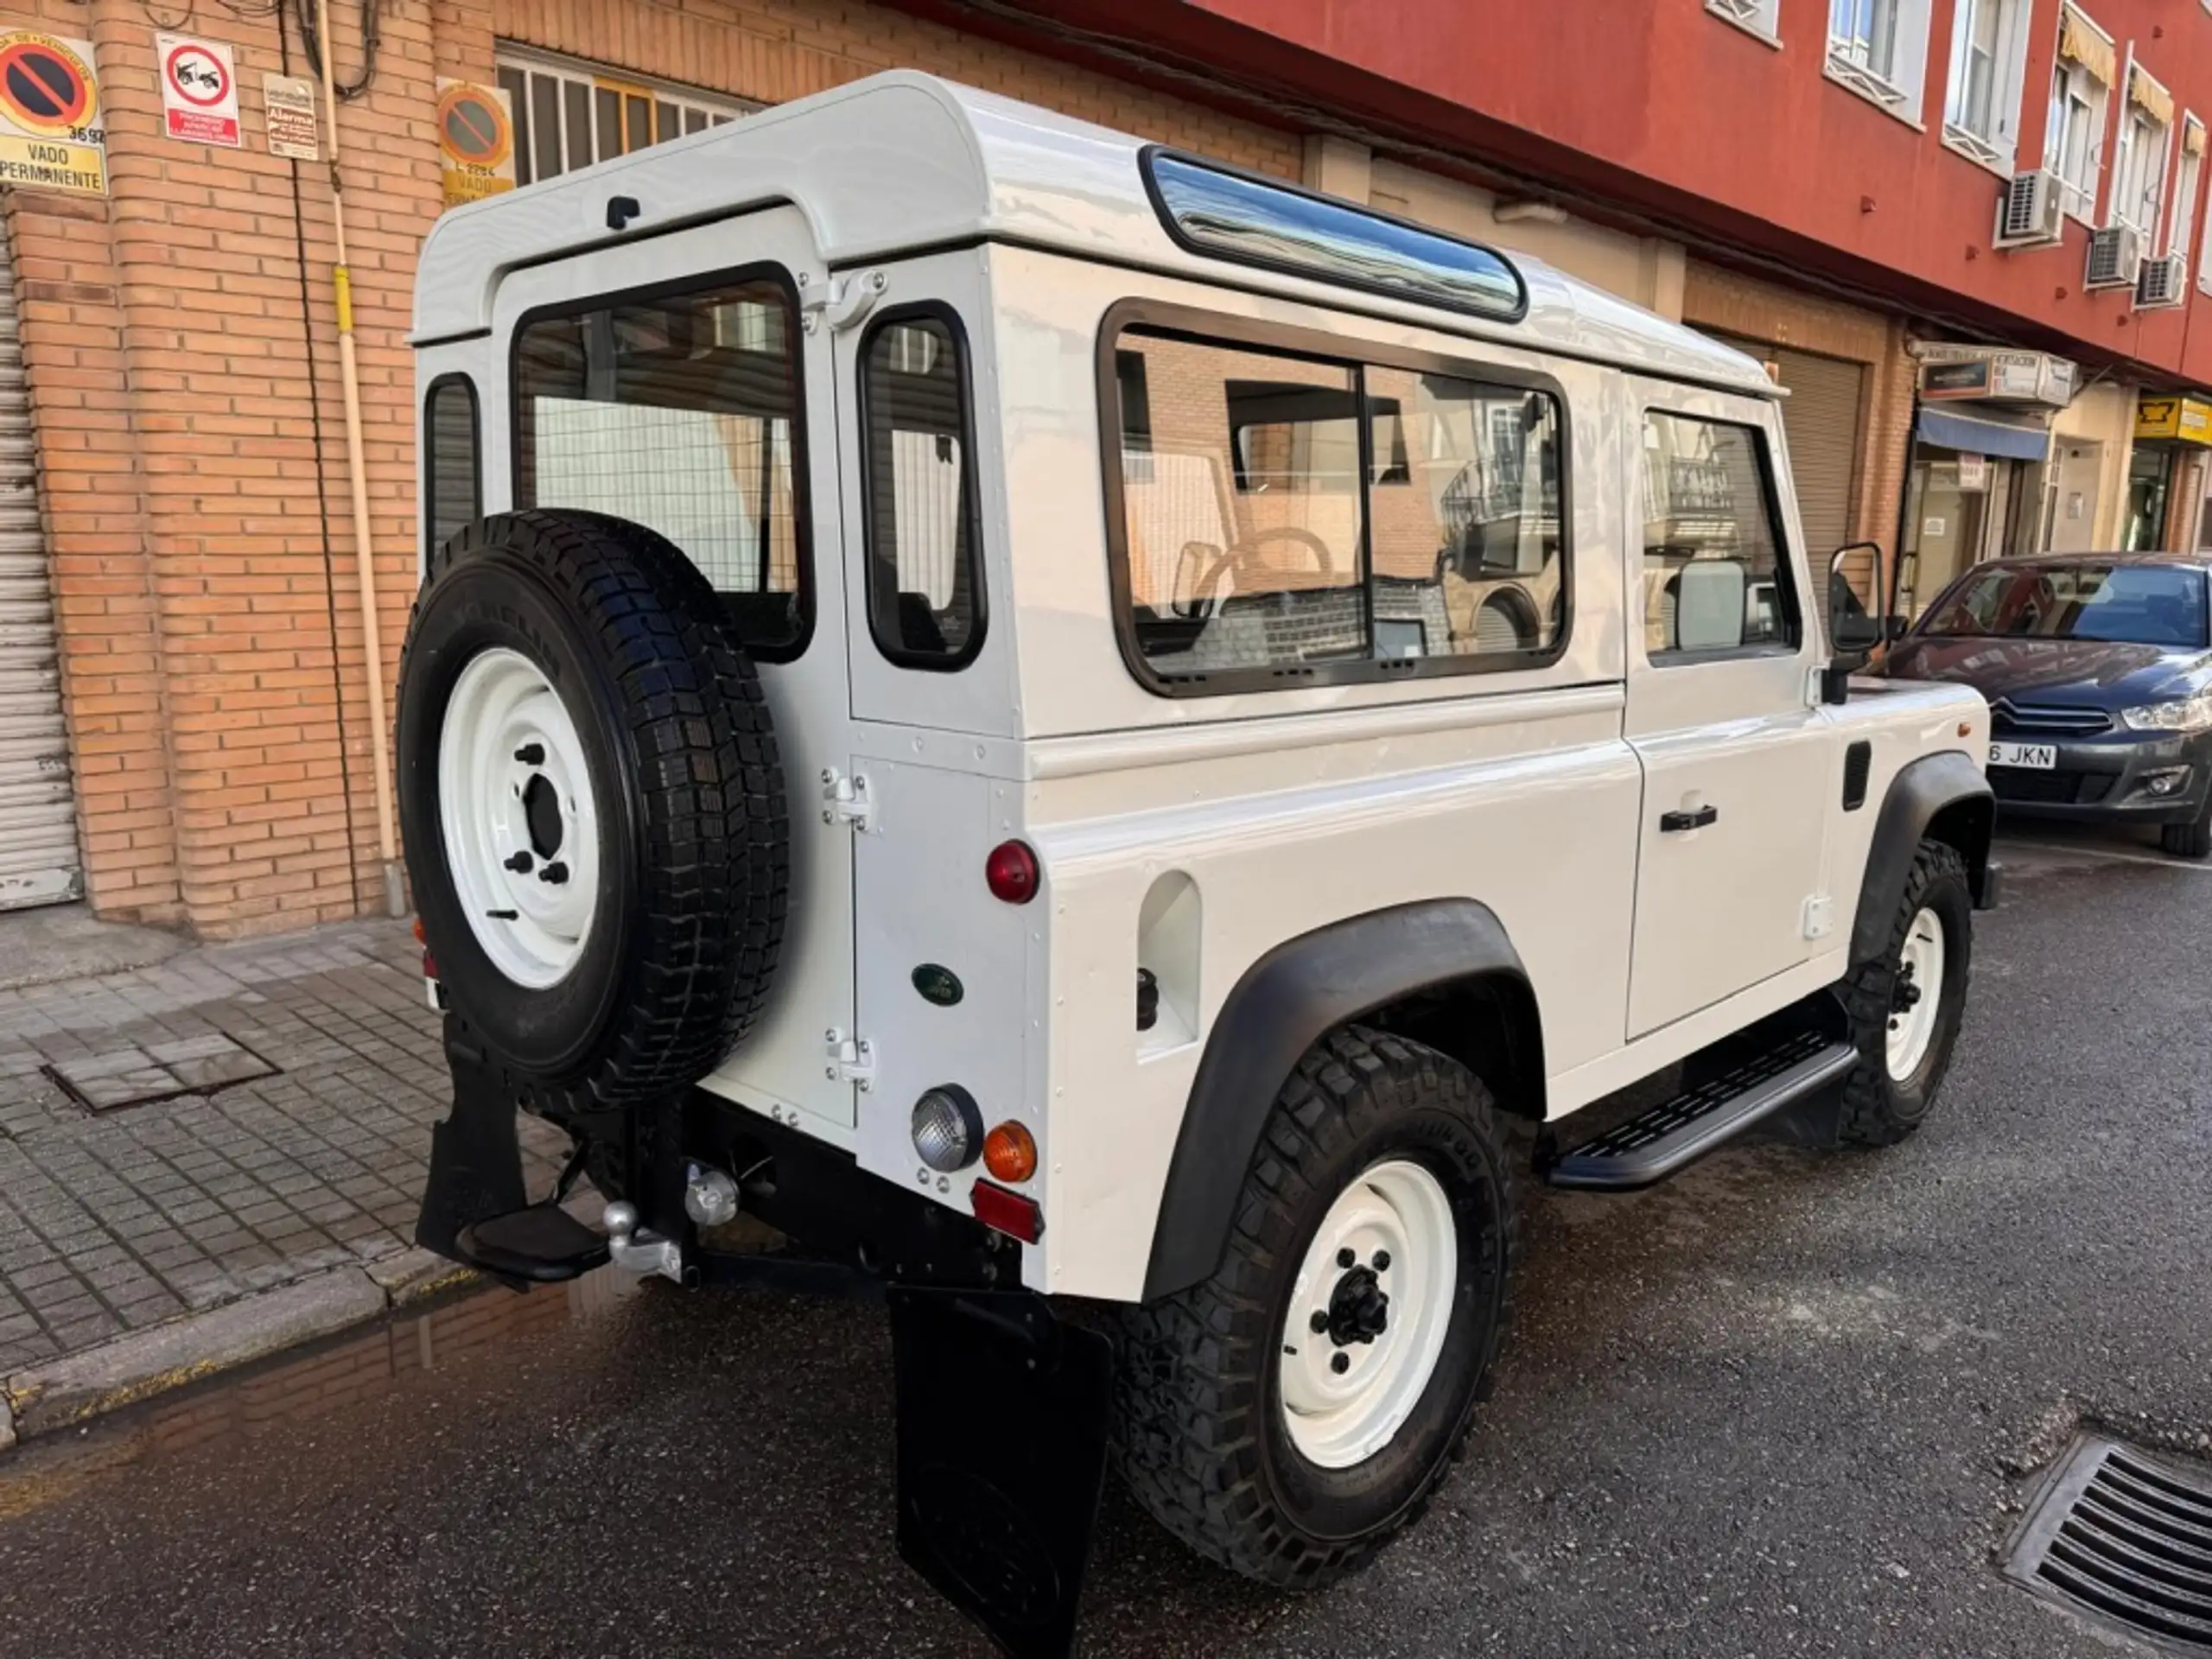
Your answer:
[538,861,569,885]
[1331,1353,1350,1375]
[503,850,533,874]
[1336,1247,1355,1268]
[1373,1250,1391,1271]
[514,743,545,765]
[1309,1310,1329,1335]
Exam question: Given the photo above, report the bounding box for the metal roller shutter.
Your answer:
[0,221,81,911]
[1712,335,1866,634]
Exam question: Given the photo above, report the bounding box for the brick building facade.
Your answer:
[15,0,2212,933]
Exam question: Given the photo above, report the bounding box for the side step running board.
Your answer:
[1543,1029,1859,1191]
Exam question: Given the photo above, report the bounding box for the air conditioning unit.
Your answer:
[2136,251,2188,308]
[1993,170,2063,248]
[2084,225,2145,290]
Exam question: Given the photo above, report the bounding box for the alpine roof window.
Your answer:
[1143,152,1525,323]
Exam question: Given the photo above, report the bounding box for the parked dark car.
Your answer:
[1885,553,2212,859]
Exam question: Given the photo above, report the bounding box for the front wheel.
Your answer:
[1114,1027,1522,1589]
[1836,839,1973,1146]
[2159,793,2212,860]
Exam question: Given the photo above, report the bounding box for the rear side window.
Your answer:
[861,309,983,668]
[424,374,480,556]
[1640,412,1798,659]
[1109,322,1567,692]
[512,272,809,658]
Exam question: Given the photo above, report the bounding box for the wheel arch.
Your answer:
[1848,749,1994,965]
[1140,899,1543,1303]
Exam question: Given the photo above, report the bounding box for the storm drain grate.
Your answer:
[2005,1434,2212,1650]
[42,1033,281,1113]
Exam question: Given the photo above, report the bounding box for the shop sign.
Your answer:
[2134,396,2212,445]
[0,29,105,196]
[435,79,516,207]
[1916,345,2076,409]
[156,33,241,149]
[1956,454,1989,492]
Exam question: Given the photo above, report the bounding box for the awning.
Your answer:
[2130,65,2175,130]
[2060,5,2116,87]
[1916,408,2050,461]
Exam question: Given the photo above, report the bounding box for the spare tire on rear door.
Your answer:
[397,509,787,1115]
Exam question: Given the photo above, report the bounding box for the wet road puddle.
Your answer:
[0,1268,636,1522]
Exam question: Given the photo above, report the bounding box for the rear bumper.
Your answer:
[1986,728,2212,826]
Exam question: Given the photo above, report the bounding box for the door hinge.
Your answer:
[824,1027,876,1091]
[820,767,875,832]
[798,269,886,334]
[1801,894,1834,942]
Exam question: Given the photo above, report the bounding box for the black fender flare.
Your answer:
[1141,899,1538,1302]
[1848,749,1995,964]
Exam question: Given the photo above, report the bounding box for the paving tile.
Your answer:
[0,917,456,1372]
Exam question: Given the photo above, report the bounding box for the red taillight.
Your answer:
[985,839,1039,905]
[969,1179,1045,1243]
[412,918,427,944]
[421,949,439,982]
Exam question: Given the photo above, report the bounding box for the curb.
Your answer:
[0,1249,482,1450]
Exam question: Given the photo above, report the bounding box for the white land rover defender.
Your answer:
[400,73,1997,1657]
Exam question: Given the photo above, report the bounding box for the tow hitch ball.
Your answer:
[602,1164,740,1284]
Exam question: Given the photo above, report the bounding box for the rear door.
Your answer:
[1624,379,1836,1037]
[488,207,859,1139]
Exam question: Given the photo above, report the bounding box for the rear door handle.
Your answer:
[1659,804,1718,833]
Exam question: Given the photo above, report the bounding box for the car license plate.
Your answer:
[1990,741,2057,771]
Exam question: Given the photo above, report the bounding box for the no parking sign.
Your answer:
[156,32,240,148]
[0,29,105,195]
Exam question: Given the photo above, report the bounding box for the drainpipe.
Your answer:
[314,0,403,917]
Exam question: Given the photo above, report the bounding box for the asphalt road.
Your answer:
[2,823,2208,1658]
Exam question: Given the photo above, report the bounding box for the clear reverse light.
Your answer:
[912,1086,982,1173]
[2120,689,2212,733]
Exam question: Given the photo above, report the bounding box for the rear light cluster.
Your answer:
[909,1081,1043,1243]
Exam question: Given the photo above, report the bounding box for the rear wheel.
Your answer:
[1115,1027,1521,1588]
[397,509,787,1117]
[1836,840,1972,1146]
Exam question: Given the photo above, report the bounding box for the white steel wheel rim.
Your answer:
[1279,1158,1459,1471]
[1885,906,1946,1082]
[437,647,601,990]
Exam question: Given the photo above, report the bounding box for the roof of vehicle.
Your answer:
[412,72,1775,397]
[1956,551,2212,570]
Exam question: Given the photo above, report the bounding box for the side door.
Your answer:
[1624,380,1836,1037]
[487,207,859,1138]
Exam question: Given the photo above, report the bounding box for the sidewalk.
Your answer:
[0,912,563,1396]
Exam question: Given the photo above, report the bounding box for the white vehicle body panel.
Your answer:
[410,70,1990,1306]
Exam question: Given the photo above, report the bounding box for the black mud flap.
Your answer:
[414,1017,528,1268]
[887,1287,1115,1659]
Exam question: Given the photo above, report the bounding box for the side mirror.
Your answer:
[1824,541,1899,702]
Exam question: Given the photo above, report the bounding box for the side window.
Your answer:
[1108,322,1567,690]
[1641,411,1798,659]
[424,374,480,556]
[861,309,983,668]
[513,274,809,658]
[1365,365,1564,659]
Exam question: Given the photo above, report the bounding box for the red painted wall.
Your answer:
[991,0,2212,385]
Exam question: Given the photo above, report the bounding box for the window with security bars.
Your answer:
[513,276,809,656]
[495,52,752,188]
